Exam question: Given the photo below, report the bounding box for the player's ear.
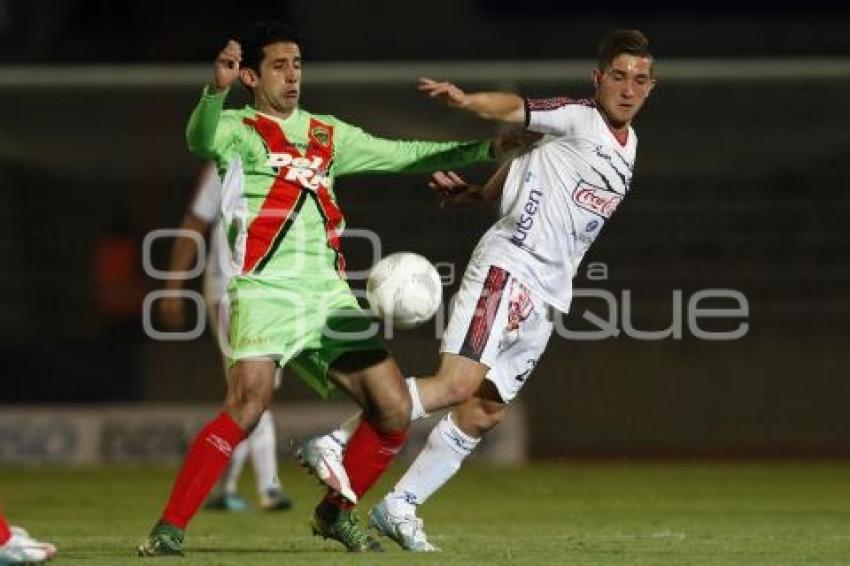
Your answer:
[592,69,603,89]
[240,67,259,88]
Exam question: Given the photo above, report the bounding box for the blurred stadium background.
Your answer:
[1,1,850,560]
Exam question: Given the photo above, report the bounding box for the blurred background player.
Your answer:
[0,514,56,564]
[303,29,656,551]
[138,20,496,556]
[158,162,292,512]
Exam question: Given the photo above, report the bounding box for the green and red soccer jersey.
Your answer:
[187,87,493,282]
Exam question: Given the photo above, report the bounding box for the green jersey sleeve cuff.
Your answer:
[201,84,230,100]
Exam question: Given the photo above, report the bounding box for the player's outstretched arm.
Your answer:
[418,78,525,124]
[429,160,511,208]
[491,127,542,159]
[187,40,243,159]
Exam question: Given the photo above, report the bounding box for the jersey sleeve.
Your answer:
[190,163,221,223]
[524,97,584,136]
[186,86,244,162]
[330,119,493,178]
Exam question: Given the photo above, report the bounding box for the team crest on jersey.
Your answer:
[572,182,622,219]
[311,125,331,147]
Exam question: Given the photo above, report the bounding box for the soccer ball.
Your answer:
[366,252,443,329]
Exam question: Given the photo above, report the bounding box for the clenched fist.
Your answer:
[211,40,242,93]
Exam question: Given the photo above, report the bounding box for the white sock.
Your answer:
[328,376,426,447]
[389,413,480,513]
[330,411,361,446]
[223,436,249,495]
[407,376,429,422]
[250,410,281,494]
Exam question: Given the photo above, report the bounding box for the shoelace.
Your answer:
[152,530,182,551]
[155,536,178,551]
[337,514,371,547]
[398,516,431,546]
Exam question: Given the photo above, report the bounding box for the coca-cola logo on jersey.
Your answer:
[572,184,622,219]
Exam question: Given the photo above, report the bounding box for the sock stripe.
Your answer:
[439,414,480,454]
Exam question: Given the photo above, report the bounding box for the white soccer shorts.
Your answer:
[441,262,554,403]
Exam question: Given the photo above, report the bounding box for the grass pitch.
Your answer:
[2,461,850,565]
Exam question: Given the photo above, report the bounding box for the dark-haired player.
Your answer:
[138,21,496,555]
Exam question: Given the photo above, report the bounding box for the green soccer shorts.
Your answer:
[225,275,387,399]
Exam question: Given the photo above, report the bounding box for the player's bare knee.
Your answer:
[349,357,411,432]
[476,399,507,431]
[225,361,275,429]
[453,379,508,435]
[456,398,505,437]
[223,395,265,430]
[224,382,268,427]
[374,408,410,433]
[442,372,482,406]
[371,383,411,432]
[431,355,488,408]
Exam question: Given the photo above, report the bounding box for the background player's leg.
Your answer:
[225,441,250,498]
[251,410,291,510]
[206,439,250,511]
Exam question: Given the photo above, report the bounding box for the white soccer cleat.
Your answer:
[0,526,57,564]
[296,435,357,504]
[368,498,439,552]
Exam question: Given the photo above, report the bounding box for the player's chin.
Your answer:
[614,107,637,123]
[275,97,298,112]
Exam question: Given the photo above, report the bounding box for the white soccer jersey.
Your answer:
[471,97,637,313]
[190,164,220,223]
[190,163,228,302]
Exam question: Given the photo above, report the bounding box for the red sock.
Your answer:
[0,515,10,545]
[341,419,407,500]
[161,412,245,529]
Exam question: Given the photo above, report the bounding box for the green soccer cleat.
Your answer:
[137,521,184,557]
[311,503,383,553]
